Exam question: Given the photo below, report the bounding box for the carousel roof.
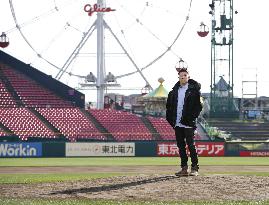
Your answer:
[215,76,230,91]
[144,78,168,98]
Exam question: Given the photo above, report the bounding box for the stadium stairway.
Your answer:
[0,67,24,107]
[28,107,66,141]
[207,118,269,141]
[196,121,210,140]
[140,117,162,140]
[80,109,115,141]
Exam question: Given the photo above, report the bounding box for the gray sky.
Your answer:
[1,0,269,104]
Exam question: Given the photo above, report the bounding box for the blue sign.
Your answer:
[0,143,42,157]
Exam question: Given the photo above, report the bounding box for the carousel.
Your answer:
[138,77,168,117]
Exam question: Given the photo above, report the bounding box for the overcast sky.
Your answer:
[1,0,269,104]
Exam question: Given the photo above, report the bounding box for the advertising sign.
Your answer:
[66,142,135,156]
[157,142,225,157]
[0,143,42,157]
[240,151,269,157]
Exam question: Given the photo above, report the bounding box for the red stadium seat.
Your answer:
[89,109,153,141]
[37,108,106,141]
[0,107,57,140]
[147,116,175,140]
[1,66,74,108]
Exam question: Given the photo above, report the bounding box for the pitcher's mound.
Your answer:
[1,174,269,202]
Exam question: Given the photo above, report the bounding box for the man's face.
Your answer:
[178,71,189,85]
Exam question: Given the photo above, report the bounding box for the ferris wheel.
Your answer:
[4,0,194,108]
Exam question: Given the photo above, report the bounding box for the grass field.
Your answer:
[1,157,269,167]
[0,157,268,183]
[0,157,268,205]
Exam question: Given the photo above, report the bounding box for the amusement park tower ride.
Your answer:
[209,0,238,117]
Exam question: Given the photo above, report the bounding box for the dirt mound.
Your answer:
[1,174,269,202]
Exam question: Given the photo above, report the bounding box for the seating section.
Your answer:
[37,108,106,142]
[148,116,203,140]
[207,119,269,141]
[0,108,57,140]
[89,109,153,141]
[1,66,73,108]
[147,116,175,140]
[0,79,16,107]
[0,64,207,142]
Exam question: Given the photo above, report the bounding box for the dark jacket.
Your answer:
[166,79,202,128]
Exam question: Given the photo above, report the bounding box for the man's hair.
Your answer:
[177,68,189,74]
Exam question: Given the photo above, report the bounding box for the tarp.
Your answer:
[143,83,168,98]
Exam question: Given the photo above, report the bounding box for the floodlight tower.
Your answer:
[209,0,238,118]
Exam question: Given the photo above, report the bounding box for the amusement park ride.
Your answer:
[76,0,153,109]
[0,32,9,48]
[0,0,238,114]
[208,0,238,117]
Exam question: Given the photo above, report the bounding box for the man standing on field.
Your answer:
[166,66,202,176]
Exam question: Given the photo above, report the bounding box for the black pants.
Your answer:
[175,126,198,168]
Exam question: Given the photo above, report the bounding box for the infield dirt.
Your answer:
[0,165,269,202]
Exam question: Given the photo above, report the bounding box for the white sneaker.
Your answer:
[189,169,199,176]
[189,166,199,176]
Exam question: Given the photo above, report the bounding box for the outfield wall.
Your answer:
[1,141,269,158]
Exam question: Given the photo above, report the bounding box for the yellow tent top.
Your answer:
[144,78,168,98]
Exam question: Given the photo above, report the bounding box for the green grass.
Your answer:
[0,198,268,205]
[0,173,124,184]
[0,157,268,167]
[0,157,268,184]
[1,171,269,184]
[0,157,268,204]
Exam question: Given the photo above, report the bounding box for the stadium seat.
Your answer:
[0,108,57,140]
[1,66,74,108]
[147,116,175,140]
[89,109,153,141]
[37,108,106,141]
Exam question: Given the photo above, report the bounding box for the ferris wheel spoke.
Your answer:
[9,0,97,78]
[115,48,168,79]
[7,7,57,34]
[118,2,167,48]
[35,25,70,62]
[110,13,140,68]
[114,0,193,78]
[8,0,194,90]
[58,0,193,80]
[7,0,76,34]
[141,17,190,72]
[136,19,180,58]
[114,0,149,31]
[56,20,97,79]
[116,0,192,78]
[105,20,153,90]
[27,21,88,72]
[115,0,192,59]
[9,0,39,56]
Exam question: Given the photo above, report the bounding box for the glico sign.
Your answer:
[84,3,116,16]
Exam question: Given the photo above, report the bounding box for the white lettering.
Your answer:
[158,144,169,155]
[0,144,38,157]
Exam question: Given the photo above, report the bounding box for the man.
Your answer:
[166,68,202,176]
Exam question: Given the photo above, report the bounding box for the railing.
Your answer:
[198,117,231,141]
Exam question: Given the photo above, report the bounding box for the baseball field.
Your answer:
[0,157,268,205]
